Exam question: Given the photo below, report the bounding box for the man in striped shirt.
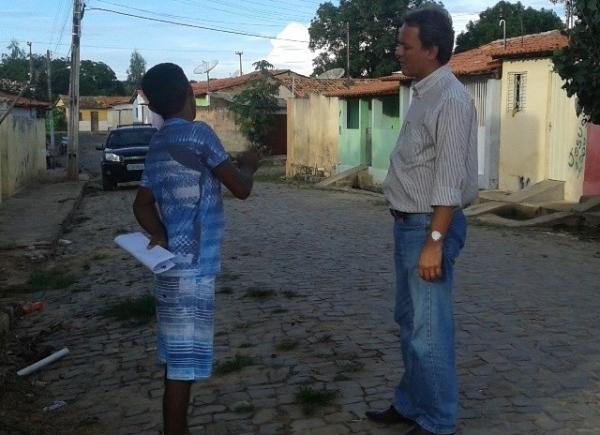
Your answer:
[366,7,478,435]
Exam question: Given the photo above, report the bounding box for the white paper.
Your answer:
[114,232,176,274]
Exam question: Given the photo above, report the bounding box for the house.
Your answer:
[490,31,584,202]
[328,38,505,191]
[192,70,323,155]
[57,95,132,132]
[0,80,50,202]
[129,90,162,128]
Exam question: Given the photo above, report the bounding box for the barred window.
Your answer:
[507,72,527,114]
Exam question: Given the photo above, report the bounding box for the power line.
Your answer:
[87,7,310,43]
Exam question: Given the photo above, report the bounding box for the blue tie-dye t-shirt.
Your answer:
[140,118,229,276]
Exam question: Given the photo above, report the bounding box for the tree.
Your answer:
[308,0,432,78]
[80,60,125,96]
[231,60,280,152]
[126,50,146,93]
[455,1,564,53]
[552,0,600,123]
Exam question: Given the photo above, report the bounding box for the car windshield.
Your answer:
[107,129,156,148]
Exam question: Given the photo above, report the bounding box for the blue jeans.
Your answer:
[392,210,466,434]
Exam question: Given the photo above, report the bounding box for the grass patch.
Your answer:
[275,339,299,352]
[100,294,155,325]
[294,386,337,415]
[214,354,256,375]
[243,287,275,299]
[27,268,77,292]
[218,286,234,295]
[271,307,289,314]
[282,290,300,299]
[253,174,284,183]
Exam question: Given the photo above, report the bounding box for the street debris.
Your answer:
[21,301,44,315]
[43,400,67,412]
[17,347,70,377]
[57,239,73,246]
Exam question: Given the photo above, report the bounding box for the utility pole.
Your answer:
[47,50,55,163]
[235,51,243,75]
[346,22,350,79]
[67,0,83,180]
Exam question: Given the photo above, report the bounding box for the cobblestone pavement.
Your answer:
[10,179,600,435]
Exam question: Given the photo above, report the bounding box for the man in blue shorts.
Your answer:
[132,63,258,435]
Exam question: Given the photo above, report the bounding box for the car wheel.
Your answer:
[102,176,116,191]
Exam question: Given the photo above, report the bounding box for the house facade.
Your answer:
[129,90,163,128]
[0,81,50,202]
[57,95,131,132]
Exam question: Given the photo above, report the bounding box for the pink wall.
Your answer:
[584,123,600,196]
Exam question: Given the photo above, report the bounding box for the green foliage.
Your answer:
[101,294,156,325]
[308,0,434,78]
[552,0,600,123]
[455,1,564,53]
[214,354,256,375]
[126,50,146,93]
[231,60,280,150]
[80,60,125,96]
[28,268,76,292]
[294,386,338,415]
[48,107,67,131]
[0,41,126,100]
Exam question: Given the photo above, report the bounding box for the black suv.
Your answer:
[97,125,157,190]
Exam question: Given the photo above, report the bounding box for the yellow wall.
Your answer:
[0,112,46,202]
[79,109,108,122]
[286,94,339,177]
[195,102,250,153]
[499,58,583,201]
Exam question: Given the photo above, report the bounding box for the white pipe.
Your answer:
[17,347,70,376]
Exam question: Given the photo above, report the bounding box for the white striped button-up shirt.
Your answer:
[383,65,478,213]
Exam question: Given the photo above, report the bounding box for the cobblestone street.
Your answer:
[7,177,600,435]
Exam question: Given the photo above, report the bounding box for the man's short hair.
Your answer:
[403,7,455,65]
[141,63,190,118]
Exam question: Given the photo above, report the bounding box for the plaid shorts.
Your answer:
[154,270,215,381]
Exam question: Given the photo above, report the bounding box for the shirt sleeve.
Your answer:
[167,122,229,172]
[431,96,476,207]
[139,170,151,188]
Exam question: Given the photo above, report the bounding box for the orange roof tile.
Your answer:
[277,76,374,97]
[59,94,131,109]
[325,80,400,98]
[0,90,50,109]
[192,69,301,95]
[382,30,567,83]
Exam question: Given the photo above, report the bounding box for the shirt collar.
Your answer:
[411,65,451,98]
[162,117,189,126]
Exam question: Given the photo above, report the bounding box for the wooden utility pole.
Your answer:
[67,0,83,180]
[46,50,55,161]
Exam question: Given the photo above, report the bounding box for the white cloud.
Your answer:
[266,22,319,76]
[451,12,480,35]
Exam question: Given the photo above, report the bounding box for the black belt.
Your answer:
[390,209,412,219]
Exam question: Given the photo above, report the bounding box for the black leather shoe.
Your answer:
[365,405,415,425]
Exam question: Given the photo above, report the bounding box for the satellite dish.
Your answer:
[317,68,345,79]
[194,60,219,93]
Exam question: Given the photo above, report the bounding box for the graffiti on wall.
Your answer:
[568,119,587,177]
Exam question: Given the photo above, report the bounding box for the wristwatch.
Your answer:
[430,230,443,242]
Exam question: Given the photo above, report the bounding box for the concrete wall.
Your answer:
[286,94,339,177]
[0,110,46,203]
[499,58,583,201]
[107,106,133,129]
[584,123,600,197]
[195,100,250,154]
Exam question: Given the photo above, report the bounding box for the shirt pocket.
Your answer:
[398,121,435,165]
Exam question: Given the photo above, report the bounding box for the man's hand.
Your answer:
[148,233,167,249]
[237,151,259,173]
[418,239,443,281]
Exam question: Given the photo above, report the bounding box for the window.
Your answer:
[507,72,527,114]
[78,111,83,121]
[346,99,359,129]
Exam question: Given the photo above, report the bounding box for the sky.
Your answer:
[0,0,565,81]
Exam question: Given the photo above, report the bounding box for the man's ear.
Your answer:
[426,45,439,62]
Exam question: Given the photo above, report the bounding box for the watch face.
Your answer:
[431,230,442,241]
